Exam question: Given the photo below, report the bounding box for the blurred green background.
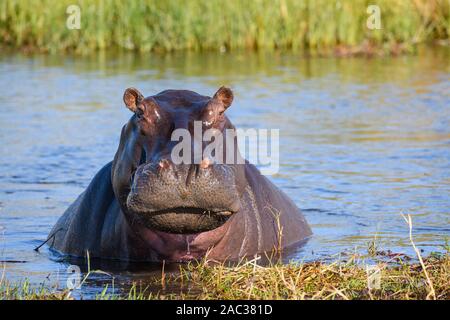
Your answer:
[1,0,449,55]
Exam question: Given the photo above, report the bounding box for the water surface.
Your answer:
[0,47,449,297]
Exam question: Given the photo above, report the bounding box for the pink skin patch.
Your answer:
[137,221,231,262]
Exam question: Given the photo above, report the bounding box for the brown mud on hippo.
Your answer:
[48,87,311,262]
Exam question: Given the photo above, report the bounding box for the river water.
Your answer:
[0,47,449,297]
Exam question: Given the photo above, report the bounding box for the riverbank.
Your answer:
[1,0,449,55]
[1,248,448,300]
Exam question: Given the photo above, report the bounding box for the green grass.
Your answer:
[0,0,449,55]
[0,280,67,300]
[1,250,448,300]
[176,251,449,300]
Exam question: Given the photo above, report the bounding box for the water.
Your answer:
[0,47,449,297]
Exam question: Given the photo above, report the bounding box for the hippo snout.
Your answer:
[126,159,241,233]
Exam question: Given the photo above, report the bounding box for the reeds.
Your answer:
[1,249,448,300]
[174,250,449,300]
[1,0,448,54]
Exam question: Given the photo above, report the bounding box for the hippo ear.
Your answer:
[212,86,234,112]
[123,87,144,112]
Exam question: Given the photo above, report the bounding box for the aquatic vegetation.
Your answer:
[1,249,448,300]
[0,280,66,300]
[0,0,448,55]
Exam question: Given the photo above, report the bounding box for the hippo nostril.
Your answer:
[158,159,170,170]
[200,157,211,169]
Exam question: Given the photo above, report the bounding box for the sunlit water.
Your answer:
[0,47,449,297]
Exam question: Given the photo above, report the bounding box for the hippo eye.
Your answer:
[202,109,216,126]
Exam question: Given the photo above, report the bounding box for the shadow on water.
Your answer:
[0,46,449,296]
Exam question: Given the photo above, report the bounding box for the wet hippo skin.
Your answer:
[49,87,311,262]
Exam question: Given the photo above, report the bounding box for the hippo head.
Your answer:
[111,87,246,234]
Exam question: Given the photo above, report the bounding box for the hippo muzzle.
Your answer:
[126,160,241,234]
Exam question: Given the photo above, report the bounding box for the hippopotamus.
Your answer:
[48,87,311,262]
